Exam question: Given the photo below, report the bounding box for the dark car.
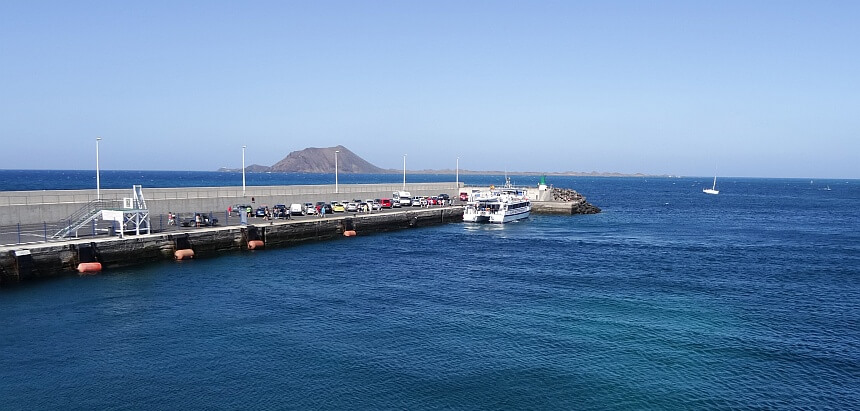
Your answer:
[255,207,267,217]
[273,204,289,219]
[438,194,450,203]
[181,213,219,227]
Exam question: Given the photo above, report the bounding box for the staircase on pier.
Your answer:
[51,185,150,239]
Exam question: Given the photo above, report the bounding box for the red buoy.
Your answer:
[77,262,102,273]
[174,249,195,260]
[248,240,265,250]
[343,230,357,237]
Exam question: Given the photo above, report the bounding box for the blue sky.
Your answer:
[1,1,857,178]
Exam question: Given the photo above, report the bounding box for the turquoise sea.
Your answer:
[1,172,858,409]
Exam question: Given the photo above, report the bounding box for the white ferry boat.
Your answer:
[463,181,531,224]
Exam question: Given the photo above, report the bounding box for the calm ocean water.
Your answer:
[1,172,858,409]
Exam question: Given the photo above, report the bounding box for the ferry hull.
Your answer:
[463,210,491,223]
[489,209,530,224]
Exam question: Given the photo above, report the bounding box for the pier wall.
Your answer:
[0,183,461,225]
[0,207,463,285]
[531,200,602,215]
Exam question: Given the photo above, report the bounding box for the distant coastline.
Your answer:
[400,169,668,178]
[216,166,669,178]
[215,146,673,178]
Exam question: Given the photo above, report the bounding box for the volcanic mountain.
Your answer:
[269,145,386,173]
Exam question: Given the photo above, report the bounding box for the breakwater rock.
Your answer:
[548,187,601,214]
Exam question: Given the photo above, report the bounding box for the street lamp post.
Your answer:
[402,154,407,191]
[335,150,340,193]
[242,145,247,196]
[456,156,459,188]
[96,137,102,200]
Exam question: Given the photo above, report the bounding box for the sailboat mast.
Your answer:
[712,175,717,190]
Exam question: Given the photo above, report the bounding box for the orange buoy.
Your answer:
[77,262,102,273]
[174,249,195,260]
[248,240,265,250]
[343,230,357,237]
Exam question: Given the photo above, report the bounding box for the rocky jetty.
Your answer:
[550,187,601,214]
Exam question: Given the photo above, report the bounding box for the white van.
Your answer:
[290,203,305,216]
[393,191,412,207]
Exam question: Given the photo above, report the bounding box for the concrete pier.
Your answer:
[0,206,464,285]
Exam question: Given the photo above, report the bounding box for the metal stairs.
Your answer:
[52,185,150,239]
[52,199,122,239]
[133,185,147,210]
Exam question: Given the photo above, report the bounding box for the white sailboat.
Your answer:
[703,175,719,195]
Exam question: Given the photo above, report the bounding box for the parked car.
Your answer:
[393,191,411,207]
[255,207,267,217]
[332,203,346,213]
[181,213,219,227]
[273,204,289,219]
[290,203,305,216]
[232,204,251,216]
[438,193,450,203]
[411,196,423,207]
[304,202,315,215]
[346,202,359,212]
[460,192,469,201]
[380,198,393,208]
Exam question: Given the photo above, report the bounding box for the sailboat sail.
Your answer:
[703,175,719,195]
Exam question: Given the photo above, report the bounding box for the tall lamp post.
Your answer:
[402,154,407,191]
[335,150,340,193]
[456,156,459,188]
[242,145,247,196]
[96,137,102,200]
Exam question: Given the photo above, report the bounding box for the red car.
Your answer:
[380,198,393,208]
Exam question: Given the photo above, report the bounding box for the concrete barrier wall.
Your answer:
[0,182,462,225]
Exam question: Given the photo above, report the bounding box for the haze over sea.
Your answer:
[1,171,858,409]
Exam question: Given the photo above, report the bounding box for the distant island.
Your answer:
[218,145,386,174]
[217,145,669,177]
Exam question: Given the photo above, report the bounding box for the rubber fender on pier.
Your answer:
[174,249,195,260]
[77,262,102,273]
[343,230,357,237]
[248,240,265,250]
